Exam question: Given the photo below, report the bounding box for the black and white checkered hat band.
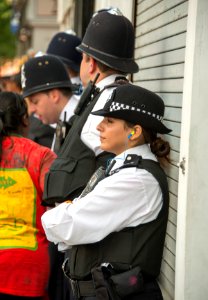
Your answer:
[109,101,163,121]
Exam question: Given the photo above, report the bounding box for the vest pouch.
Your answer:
[108,266,144,299]
[43,158,78,205]
[91,266,111,300]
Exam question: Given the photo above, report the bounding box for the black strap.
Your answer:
[69,278,96,298]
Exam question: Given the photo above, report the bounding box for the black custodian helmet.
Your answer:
[77,8,139,74]
[46,32,82,72]
[21,55,73,98]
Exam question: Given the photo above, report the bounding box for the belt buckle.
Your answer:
[70,279,80,299]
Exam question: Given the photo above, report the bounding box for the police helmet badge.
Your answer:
[21,64,26,89]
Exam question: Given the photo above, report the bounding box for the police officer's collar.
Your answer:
[96,74,125,90]
[108,144,157,175]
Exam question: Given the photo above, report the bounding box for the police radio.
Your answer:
[53,111,70,154]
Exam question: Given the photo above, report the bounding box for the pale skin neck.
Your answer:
[90,68,118,83]
[56,94,70,119]
[85,56,121,85]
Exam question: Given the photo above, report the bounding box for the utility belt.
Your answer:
[62,259,158,300]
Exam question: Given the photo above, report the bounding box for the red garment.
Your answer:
[0,136,56,297]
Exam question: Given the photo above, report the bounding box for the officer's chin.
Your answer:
[100,144,112,154]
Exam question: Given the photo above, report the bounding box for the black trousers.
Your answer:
[48,243,71,300]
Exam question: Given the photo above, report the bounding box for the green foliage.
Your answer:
[0,0,17,61]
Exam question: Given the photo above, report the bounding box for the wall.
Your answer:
[23,0,59,53]
[134,0,189,298]
[94,0,134,21]
[175,0,208,299]
[57,0,75,31]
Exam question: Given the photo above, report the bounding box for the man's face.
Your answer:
[27,91,59,124]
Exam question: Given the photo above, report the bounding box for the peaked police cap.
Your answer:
[76,10,139,74]
[92,84,171,134]
[46,32,82,72]
[21,55,73,98]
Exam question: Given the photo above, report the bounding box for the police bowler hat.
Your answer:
[46,32,82,72]
[77,10,139,74]
[21,55,73,98]
[92,84,171,134]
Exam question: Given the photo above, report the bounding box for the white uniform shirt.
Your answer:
[59,94,79,121]
[51,94,79,151]
[41,144,163,250]
[81,74,123,156]
[71,76,82,85]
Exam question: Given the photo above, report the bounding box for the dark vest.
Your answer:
[69,156,169,280]
[43,78,128,205]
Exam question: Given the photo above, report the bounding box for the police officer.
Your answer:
[43,7,139,204]
[21,55,78,153]
[21,55,79,300]
[46,31,83,95]
[41,8,139,300]
[0,67,55,149]
[41,83,171,300]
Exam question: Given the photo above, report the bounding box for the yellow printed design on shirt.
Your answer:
[0,168,37,250]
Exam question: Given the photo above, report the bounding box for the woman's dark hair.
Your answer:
[125,121,171,161]
[0,91,28,159]
[142,128,170,158]
[142,128,171,167]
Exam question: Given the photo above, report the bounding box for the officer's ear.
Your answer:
[47,89,60,103]
[128,125,142,140]
[89,57,96,74]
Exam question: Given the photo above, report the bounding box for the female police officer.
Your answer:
[41,83,171,300]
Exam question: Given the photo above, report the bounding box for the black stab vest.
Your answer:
[69,156,169,280]
[43,79,128,204]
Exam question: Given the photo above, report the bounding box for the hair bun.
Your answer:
[150,137,170,157]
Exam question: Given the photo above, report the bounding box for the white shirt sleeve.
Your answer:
[41,167,162,247]
[81,87,116,156]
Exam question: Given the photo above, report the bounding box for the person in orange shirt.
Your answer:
[0,91,56,299]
